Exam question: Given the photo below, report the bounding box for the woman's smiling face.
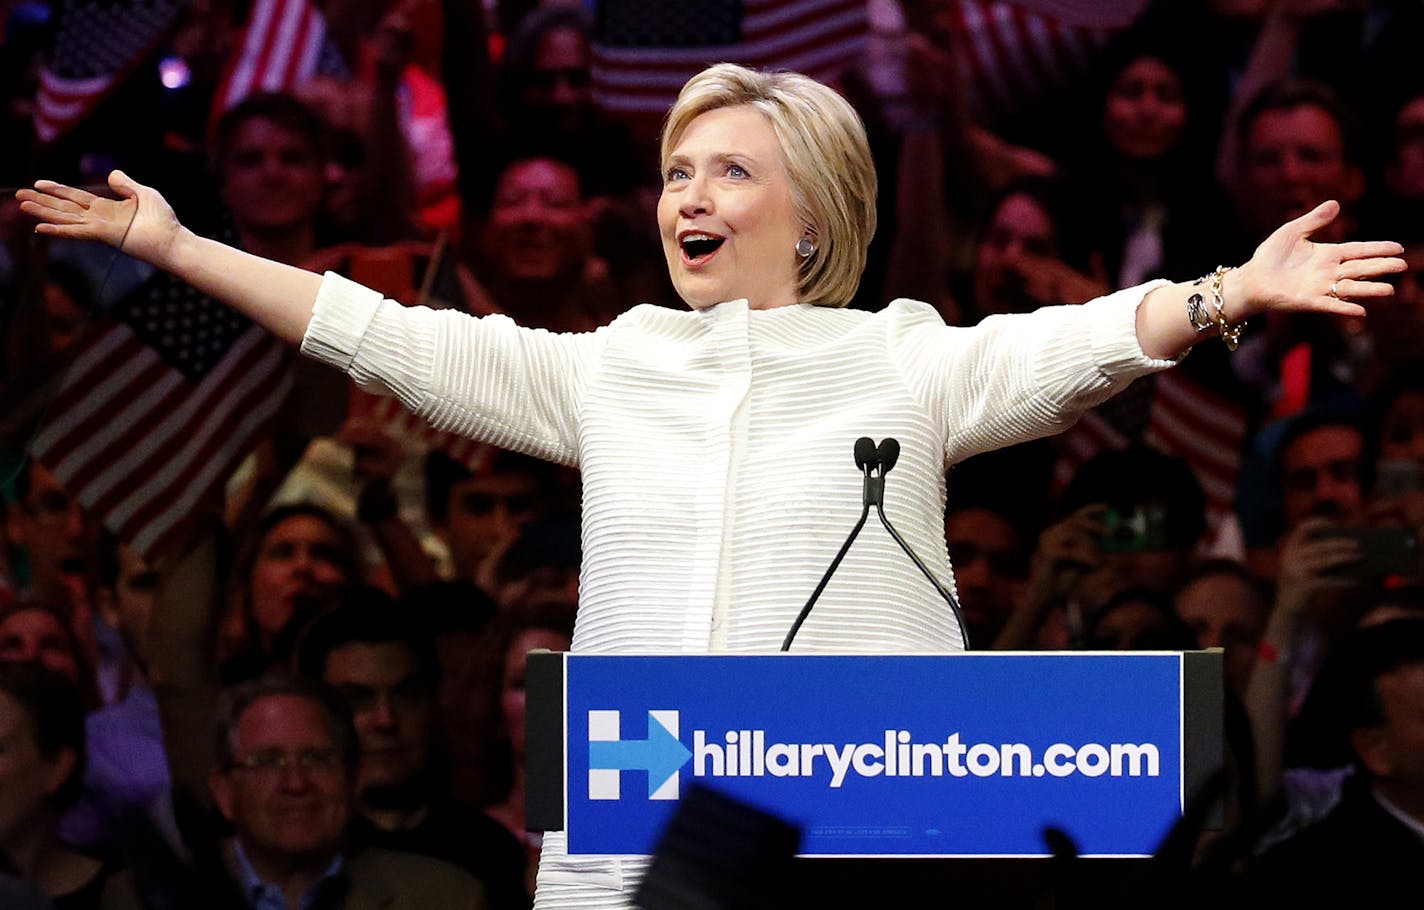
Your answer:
[657,105,804,310]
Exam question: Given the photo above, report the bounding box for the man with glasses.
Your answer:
[106,673,489,910]
[295,592,528,909]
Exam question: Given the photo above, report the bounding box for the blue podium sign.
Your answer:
[527,652,1221,858]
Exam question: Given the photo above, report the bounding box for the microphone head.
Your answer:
[854,437,876,471]
[877,438,900,474]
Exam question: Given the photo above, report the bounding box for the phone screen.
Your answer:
[1316,527,1421,581]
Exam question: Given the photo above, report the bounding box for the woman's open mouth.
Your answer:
[679,231,726,266]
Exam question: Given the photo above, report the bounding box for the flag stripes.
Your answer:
[591,0,868,114]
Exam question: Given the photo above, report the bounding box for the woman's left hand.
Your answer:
[1234,199,1405,321]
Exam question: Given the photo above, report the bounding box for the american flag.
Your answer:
[28,260,293,559]
[1053,370,1247,538]
[948,0,1120,128]
[33,0,190,142]
[303,241,499,473]
[590,0,869,114]
[212,0,346,112]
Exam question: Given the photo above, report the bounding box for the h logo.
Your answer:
[588,710,692,800]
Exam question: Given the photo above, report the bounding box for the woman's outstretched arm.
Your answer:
[17,170,322,345]
[1134,200,1403,360]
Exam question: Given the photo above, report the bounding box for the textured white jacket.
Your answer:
[301,272,1176,906]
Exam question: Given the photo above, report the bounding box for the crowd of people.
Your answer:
[2,0,1423,908]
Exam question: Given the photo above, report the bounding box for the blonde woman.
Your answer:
[20,63,1404,908]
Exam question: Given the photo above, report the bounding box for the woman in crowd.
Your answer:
[18,61,1403,908]
[0,661,117,909]
[470,603,575,902]
[0,603,100,710]
[219,503,360,681]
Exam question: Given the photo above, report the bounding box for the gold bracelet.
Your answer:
[1207,264,1241,350]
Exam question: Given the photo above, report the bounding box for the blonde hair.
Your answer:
[660,63,877,308]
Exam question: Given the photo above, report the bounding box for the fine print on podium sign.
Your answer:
[533,652,1221,857]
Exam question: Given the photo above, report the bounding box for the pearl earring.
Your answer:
[795,237,816,258]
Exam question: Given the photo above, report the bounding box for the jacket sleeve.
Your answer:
[300,272,604,465]
[889,282,1180,466]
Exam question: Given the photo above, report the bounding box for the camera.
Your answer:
[1100,505,1172,553]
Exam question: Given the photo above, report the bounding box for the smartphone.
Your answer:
[1101,505,1171,553]
[1315,526,1421,581]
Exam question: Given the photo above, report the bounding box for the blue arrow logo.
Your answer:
[589,712,693,797]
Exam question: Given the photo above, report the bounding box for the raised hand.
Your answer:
[1237,200,1405,320]
[16,170,184,268]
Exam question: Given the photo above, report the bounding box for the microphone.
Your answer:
[876,438,899,473]
[781,438,971,651]
[853,436,876,471]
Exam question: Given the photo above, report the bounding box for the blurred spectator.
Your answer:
[1237,617,1424,904]
[213,93,335,265]
[879,0,1066,305]
[301,0,459,240]
[294,590,529,909]
[1238,427,1411,820]
[1228,79,1370,415]
[1365,365,1424,533]
[470,603,574,899]
[999,444,1207,651]
[1352,231,1424,398]
[960,180,1108,321]
[222,504,359,681]
[943,501,1030,648]
[422,449,560,602]
[1373,370,1424,465]
[1276,410,1367,534]
[496,6,647,206]
[470,156,625,332]
[105,672,489,909]
[1380,89,1424,222]
[0,602,100,710]
[57,541,172,853]
[1233,79,1362,247]
[0,660,118,909]
[1057,31,1229,290]
[1058,444,1209,601]
[1172,559,1271,696]
[3,462,102,624]
[1237,405,1368,571]
[490,516,581,614]
[1082,587,1198,651]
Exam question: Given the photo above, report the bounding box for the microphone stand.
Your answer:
[780,439,877,652]
[781,438,972,652]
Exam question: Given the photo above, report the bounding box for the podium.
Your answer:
[527,651,1223,906]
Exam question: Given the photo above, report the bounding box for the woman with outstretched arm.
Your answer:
[19,62,1404,909]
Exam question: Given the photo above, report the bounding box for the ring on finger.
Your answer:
[1329,280,1340,298]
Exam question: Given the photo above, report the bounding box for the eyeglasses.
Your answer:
[227,748,343,775]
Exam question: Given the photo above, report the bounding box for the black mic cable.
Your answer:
[780,437,877,652]
[781,437,972,651]
[868,438,972,650]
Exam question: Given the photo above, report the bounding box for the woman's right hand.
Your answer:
[16,169,184,268]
